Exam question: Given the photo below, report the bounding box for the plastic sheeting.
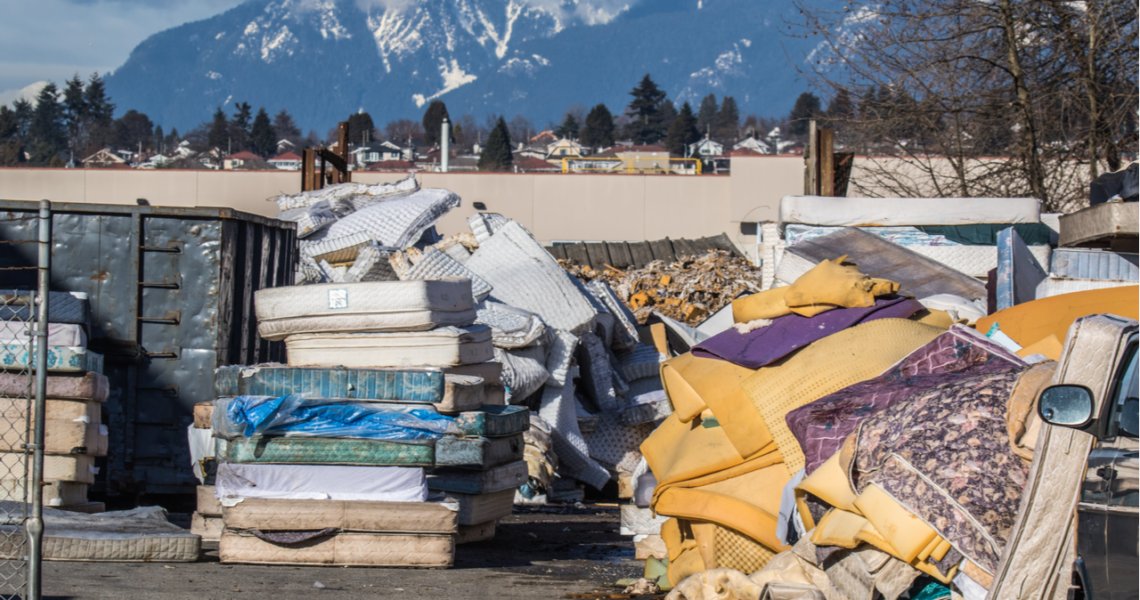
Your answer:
[213,395,458,441]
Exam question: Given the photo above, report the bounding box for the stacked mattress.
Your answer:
[775,196,1052,279]
[0,290,107,513]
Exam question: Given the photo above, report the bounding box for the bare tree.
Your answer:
[796,0,1137,211]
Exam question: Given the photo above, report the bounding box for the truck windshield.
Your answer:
[1111,343,1138,439]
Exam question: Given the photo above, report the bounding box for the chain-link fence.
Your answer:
[0,202,52,600]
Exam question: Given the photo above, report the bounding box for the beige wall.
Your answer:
[0,157,809,257]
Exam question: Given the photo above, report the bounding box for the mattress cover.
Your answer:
[0,322,86,347]
[0,372,108,401]
[215,365,444,403]
[219,530,454,567]
[256,280,476,340]
[285,325,494,368]
[428,460,528,495]
[0,345,102,374]
[779,196,1040,227]
[215,463,427,502]
[0,503,199,562]
[0,290,89,325]
[222,497,457,533]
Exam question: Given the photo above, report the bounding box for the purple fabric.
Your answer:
[786,326,1027,474]
[692,296,923,369]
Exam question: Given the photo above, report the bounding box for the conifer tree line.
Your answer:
[1,71,820,168]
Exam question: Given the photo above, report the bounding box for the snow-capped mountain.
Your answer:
[104,0,822,132]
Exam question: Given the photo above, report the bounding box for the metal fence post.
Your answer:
[25,200,50,600]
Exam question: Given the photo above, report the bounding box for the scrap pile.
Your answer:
[561,251,764,326]
[626,192,1139,599]
[0,290,107,513]
[190,175,673,566]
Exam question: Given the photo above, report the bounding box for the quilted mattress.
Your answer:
[223,436,435,467]
[0,372,108,401]
[428,460,528,495]
[619,393,672,426]
[908,243,1051,278]
[0,479,87,507]
[444,362,503,385]
[324,188,461,249]
[0,419,106,456]
[0,322,86,347]
[779,195,1040,227]
[0,345,102,374]
[215,365,445,404]
[301,231,371,265]
[0,290,89,325]
[400,247,494,302]
[1059,201,1139,247]
[0,397,100,424]
[215,463,427,502]
[617,344,664,382]
[435,435,523,469]
[0,453,95,484]
[456,521,497,545]
[1050,248,1139,281]
[0,504,199,562]
[284,325,494,368]
[451,489,514,526]
[222,497,457,533]
[454,405,529,438]
[256,280,476,341]
[219,530,454,567]
[464,221,598,335]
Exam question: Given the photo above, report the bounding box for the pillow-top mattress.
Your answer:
[256,280,476,341]
[285,325,494,369]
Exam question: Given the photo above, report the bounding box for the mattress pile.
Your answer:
[0,290,107,514]
[774,195,1054,279]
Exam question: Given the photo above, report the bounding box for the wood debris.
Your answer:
[560,250,764,326]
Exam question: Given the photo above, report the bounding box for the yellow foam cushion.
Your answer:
[784,257,900,314]
[660,352,759,425]
[641,414,747,488]
[976,286,1139,353]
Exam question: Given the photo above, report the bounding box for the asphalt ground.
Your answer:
[41,504,656,600]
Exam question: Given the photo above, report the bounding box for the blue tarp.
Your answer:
[217,395,458,441]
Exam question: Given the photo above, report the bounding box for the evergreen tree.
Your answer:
[825,89,854,124]
[346,111,376,146]
[272,110,301,147]
[788,92,822,137]
[0,106,22,165]
[478,117,513,171]
[250,108,276,157]
[555,113,579,140]
[580,104,615,150]
[623,74,669,144]
[28,83,66,165]
[12,99,33,140]
[153,124,164,154]
[62,75,87,156]
[113,110,154,153]
[165,127,181,153]
[81,74,114,152]
[229,102,252,151]
[422,100,450,147]
[664,101,700,156]
[697,93,718,137]
[715,96,740,142]
[207,107,228,151]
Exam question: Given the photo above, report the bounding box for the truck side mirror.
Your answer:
[1039,385,1094,428]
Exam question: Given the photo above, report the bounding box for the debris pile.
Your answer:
[561,251,764,326]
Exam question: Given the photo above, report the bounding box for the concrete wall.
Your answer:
[0,156,804,255]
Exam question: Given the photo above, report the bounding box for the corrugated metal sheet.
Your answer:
[0,200,296,495]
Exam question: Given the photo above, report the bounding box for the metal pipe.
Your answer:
[441,118,450,173]
[26,199,50,600]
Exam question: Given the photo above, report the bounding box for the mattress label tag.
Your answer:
[328,289,348,310]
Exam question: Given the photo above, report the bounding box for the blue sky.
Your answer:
[0,0,244,103]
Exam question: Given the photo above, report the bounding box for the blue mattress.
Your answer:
[214,365,444,403]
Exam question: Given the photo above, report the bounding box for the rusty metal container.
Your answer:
[0,201,296,496]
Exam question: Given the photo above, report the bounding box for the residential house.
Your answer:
[351,141,405,168]
[529,130,558,146]
[614,145,672,173]
[276,139,296,155]
[268,151,303,170]
[733,135,771,155]
[687,135,724,159]
[545,138,584,159]
[82,148,129,169]
[363,160,416,173]
[513,156,561,173]
[224,150,265,170]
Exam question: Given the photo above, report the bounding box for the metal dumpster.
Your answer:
[0,201,296,497]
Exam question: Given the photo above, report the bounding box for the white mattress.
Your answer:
[475,301,547,349]
[256,280,476,341]
[275,176,419,212]
[779,195,1041,227]
[908,244,1051,278]
[301,231,371,265]
[215,463,428,503]
[401,247,494,302]
[0,322,86,347]
[0,504,199,562]
[285,325,494,368]
[465,221,598,335]
[1035,278,1136,299]
[325,188,461,249]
